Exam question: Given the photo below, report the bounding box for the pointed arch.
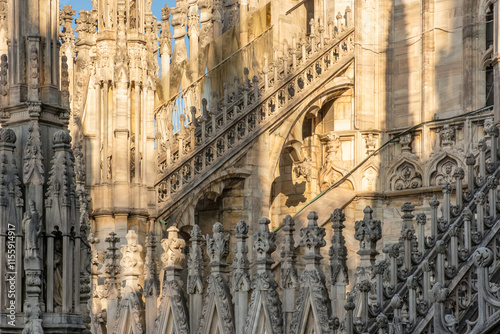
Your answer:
[427,151,465,186]
[290,270,335,334]
[114,285,146,334]
[387,158,423,191]
[361,165,379,192]
[245,285,283,334]
[153,280,190,334]
[166,167,253,229]
[197,274,236,334]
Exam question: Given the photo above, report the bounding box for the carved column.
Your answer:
[399,202,415,272]
[77,189,92,332]
[160,6,171,98]
[239,0,248,45]
[45,130,78,313]
[416,213,426,256]
[24,119,45,216]
[233,221,250,334]
[134,82,142,183]
[487,175,498,221]
[429,196,440,244]
[473,247,496,328]
[493,0,500,124]
[144,231,160,334]
[213,0,223,64]
[280,215,298,332]
[114,230,146,333]
[330,209,349,321]
[290,212,336,334]
[59,5,75,110]
[171,0,189,65]
[466,153,476,196]
[354,206,382,273]
[352,206,382,331]
[102,80,109,183]
[0,0,7,57]
[485,120,499,167]
[199,0,214,69]
[23,200,44,334]
[153,226,189,334]
[198,222,235,334]
[187,225,204,334]
[0,129,23,313]
[188,0,200,78]
[103,232,121,331]
[246,218,283,334]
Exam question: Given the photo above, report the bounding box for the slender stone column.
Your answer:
[73,225,81,313]
[171,0,189,65]
[104,232,120,331]
[240,0,248,45]
[46,230,55,312]
[95,82,102,183]
[160,5,171,98]
[0,129,23,312]
[103,81,109,183]
[115,230,146,333]
[135,83,141,183]
[352,207,382,331]
[144,232,160,334]
[187,225,204,334]
[23,200,44,333]
[330,209,348,321]
[493,0,500,124]
[280,215,298,332]
[0,208,4,311]
[188,0,200,78]
[233,221,250,334]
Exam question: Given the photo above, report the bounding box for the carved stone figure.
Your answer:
[23,200,42,258]
[53,231,63,307]
[439,124,455,149]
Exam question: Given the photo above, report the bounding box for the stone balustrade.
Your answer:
[154,8,355,208]
[90,119,500,333]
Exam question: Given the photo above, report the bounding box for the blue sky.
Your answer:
[59,0,177,22]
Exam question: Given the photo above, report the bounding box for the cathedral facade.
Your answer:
[1,0,500,333]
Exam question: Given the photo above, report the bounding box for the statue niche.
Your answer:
[319,132,352,191]
[53,226,64,307]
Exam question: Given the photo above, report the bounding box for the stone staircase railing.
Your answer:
[92,118,500,334]
[342,122,500,334]
[154,9,354,211]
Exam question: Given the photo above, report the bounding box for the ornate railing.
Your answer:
[154,9,355,209]
[91,115,500,334]
[342,121,500,334]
